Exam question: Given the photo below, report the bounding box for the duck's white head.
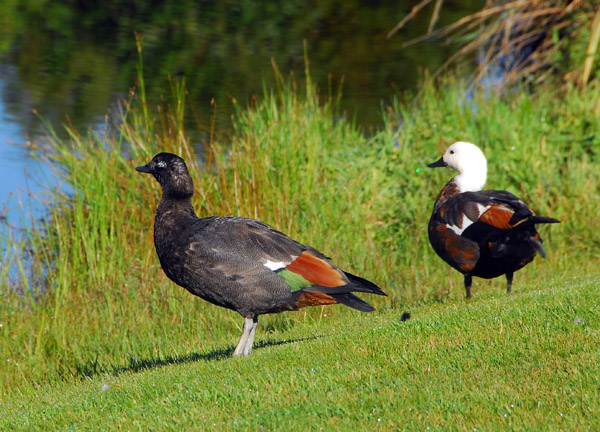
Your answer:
[428,141,488,192]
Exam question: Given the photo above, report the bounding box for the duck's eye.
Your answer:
[449,150,454,155]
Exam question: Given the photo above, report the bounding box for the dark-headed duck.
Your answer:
[136,152,386,356]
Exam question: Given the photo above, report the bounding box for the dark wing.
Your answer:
[183,217,384,313]
[196,216,324,269]
[457,190,559,242]
[433,190,536,238]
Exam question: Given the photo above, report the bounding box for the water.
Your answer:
[0,67,46,226]
[0,1,482,225]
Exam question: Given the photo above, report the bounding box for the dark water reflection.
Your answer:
[0,0,482,213]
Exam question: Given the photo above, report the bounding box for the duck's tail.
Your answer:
[531,216,561,225]
[529,216,560,258]
[292,271,387,312]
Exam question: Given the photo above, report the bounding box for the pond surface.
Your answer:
[0,0,482,224]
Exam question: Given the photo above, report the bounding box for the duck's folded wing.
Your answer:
[435,190,539,239]
[185,217,344,284]
[190,217,384,295]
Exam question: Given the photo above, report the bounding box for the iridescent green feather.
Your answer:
[277,269,313,292]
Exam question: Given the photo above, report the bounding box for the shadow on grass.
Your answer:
[75,335,321,379]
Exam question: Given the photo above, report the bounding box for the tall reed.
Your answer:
[389,0,600,88]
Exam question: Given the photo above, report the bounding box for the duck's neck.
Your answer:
[432,168,487,212]
[453,166,487,193]
[157,194,197,217]
[154,195,198,248]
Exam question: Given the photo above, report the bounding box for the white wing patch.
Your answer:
[446,203,491,235]
[476,203,490,216]
[263,260,292,271]
[446,221,468,236]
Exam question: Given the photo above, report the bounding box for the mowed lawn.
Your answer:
[2,275,598,431]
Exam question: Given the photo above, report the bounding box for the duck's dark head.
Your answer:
[136,152,194,198]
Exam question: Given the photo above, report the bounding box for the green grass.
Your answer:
[1,277,599,430]
[1,58,599,428]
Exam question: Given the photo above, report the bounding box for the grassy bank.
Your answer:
[2,277,599,430]
[0,64,599,402]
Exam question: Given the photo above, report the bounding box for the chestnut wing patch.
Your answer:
[293,291,338,308]
[285,251,346,287]
[479,204,521,229]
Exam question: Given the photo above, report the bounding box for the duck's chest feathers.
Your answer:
[432,179,460,212]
